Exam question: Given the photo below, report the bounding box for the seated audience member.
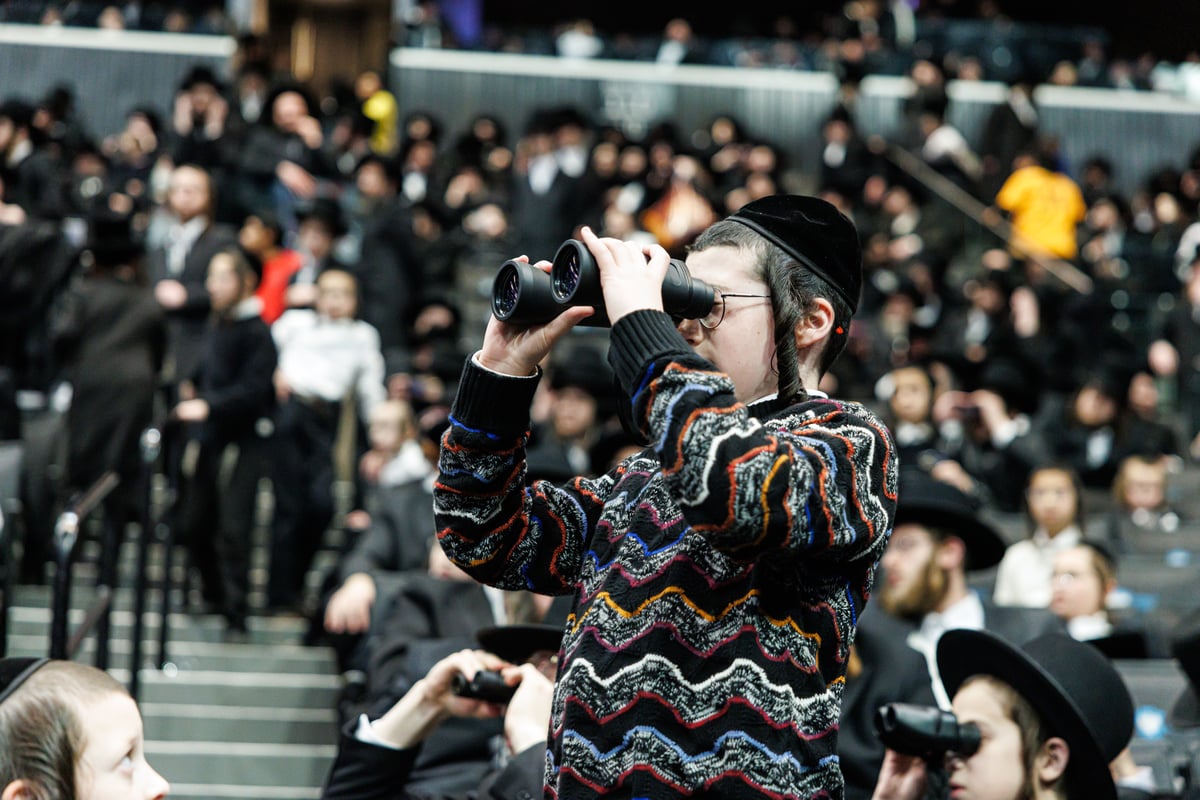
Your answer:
[993,464,1089,608]
[877,363,945,472]
[879,469,1064,707]
[524,346,614,482]
[1102,453,1189,554]
[871,629,1136,800]
[313,405,438,673]
[358,540,570,796]
[932,359,1048,513]
[1048,541,1164,658]
[1034,369,1172,492]
[322,625,561,800]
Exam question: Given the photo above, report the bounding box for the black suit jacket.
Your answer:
[840,608,939,800]
[146,221,239,384]
[322,728,544,800]
[364,576,506,797]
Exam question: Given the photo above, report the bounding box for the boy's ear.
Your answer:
[3,780,37,800]
[792,296,835,351]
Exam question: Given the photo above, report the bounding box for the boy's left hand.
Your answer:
[579,226,671,325]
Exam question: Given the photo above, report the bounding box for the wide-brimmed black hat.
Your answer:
[727,194,863,312]
[894,468,1007,570]
[937,630,1134,800]
[476,623,564,665]
[0,657,49,704]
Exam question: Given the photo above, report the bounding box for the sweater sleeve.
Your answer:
[433,357,614,595]
[608,309,896,563]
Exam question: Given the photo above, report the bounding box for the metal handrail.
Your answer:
[0,504,10,657]
[128,425,163,701]
[48,471,119,662]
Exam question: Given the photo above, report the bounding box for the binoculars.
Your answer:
[491,238,715,328]
[874,703,981,762]
[451,669,517,704]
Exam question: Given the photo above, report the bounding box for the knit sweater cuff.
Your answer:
[608,309,692,398]
[449,355,541,440]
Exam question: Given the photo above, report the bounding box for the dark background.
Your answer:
[480,1,1199,62]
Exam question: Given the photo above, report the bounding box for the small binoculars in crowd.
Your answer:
[451,669,517,704]
[874,703,982,762]
[491,238,715,328]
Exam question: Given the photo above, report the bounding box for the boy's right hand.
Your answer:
[476,258,593,377]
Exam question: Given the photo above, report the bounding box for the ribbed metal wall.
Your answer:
[390,49,1200,198]
[0,25,233,138]
[0,32,1195,197]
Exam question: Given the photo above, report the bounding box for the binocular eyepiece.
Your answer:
[491,238,715,328]
[874,703,981,762]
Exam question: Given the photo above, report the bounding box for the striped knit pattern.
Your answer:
[436,311,897,799]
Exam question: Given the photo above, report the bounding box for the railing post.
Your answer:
[129,426,161,701]
[49,509,80,660]
[0,505,10,658]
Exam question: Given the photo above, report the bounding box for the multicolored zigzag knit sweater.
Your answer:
[435,310,897,799]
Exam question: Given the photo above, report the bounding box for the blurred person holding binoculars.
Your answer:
[433,194,898,798]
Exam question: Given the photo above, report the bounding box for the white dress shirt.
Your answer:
[991,525,1083,608]
[273,309,387,421]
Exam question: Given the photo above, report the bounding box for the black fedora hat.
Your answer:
[894,468,1007,570]
[476,623,564,665]
[937,630,1134,800]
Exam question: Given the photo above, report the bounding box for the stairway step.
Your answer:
[166,785,321,800]
[145,740,336,788]
[8,605,309,647]
[113,667,342,708]
[3,633,337,674]
[141,702,339,745]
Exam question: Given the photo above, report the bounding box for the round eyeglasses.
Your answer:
[697,291,772,329]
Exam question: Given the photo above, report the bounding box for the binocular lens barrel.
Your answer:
[491,239,716,329]
[874,703,982,761]
[491,259,562,327]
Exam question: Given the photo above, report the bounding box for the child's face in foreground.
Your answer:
[76,692,169,800]
[947,681,1027,800]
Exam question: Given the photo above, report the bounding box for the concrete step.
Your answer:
[165,784,321,800]
[8,605,310,648]
[111,667,342,709]
[3,632,337,675]
[144,740,336,789]
[140,702,339,745]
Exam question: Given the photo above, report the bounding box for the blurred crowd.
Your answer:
[3,15,1200,797]
[5,0,1200,100]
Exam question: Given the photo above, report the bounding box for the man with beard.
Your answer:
[878,468,1064,707]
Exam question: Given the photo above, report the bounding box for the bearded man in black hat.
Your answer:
[434,195,897,798]
[877,469,1065,707]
